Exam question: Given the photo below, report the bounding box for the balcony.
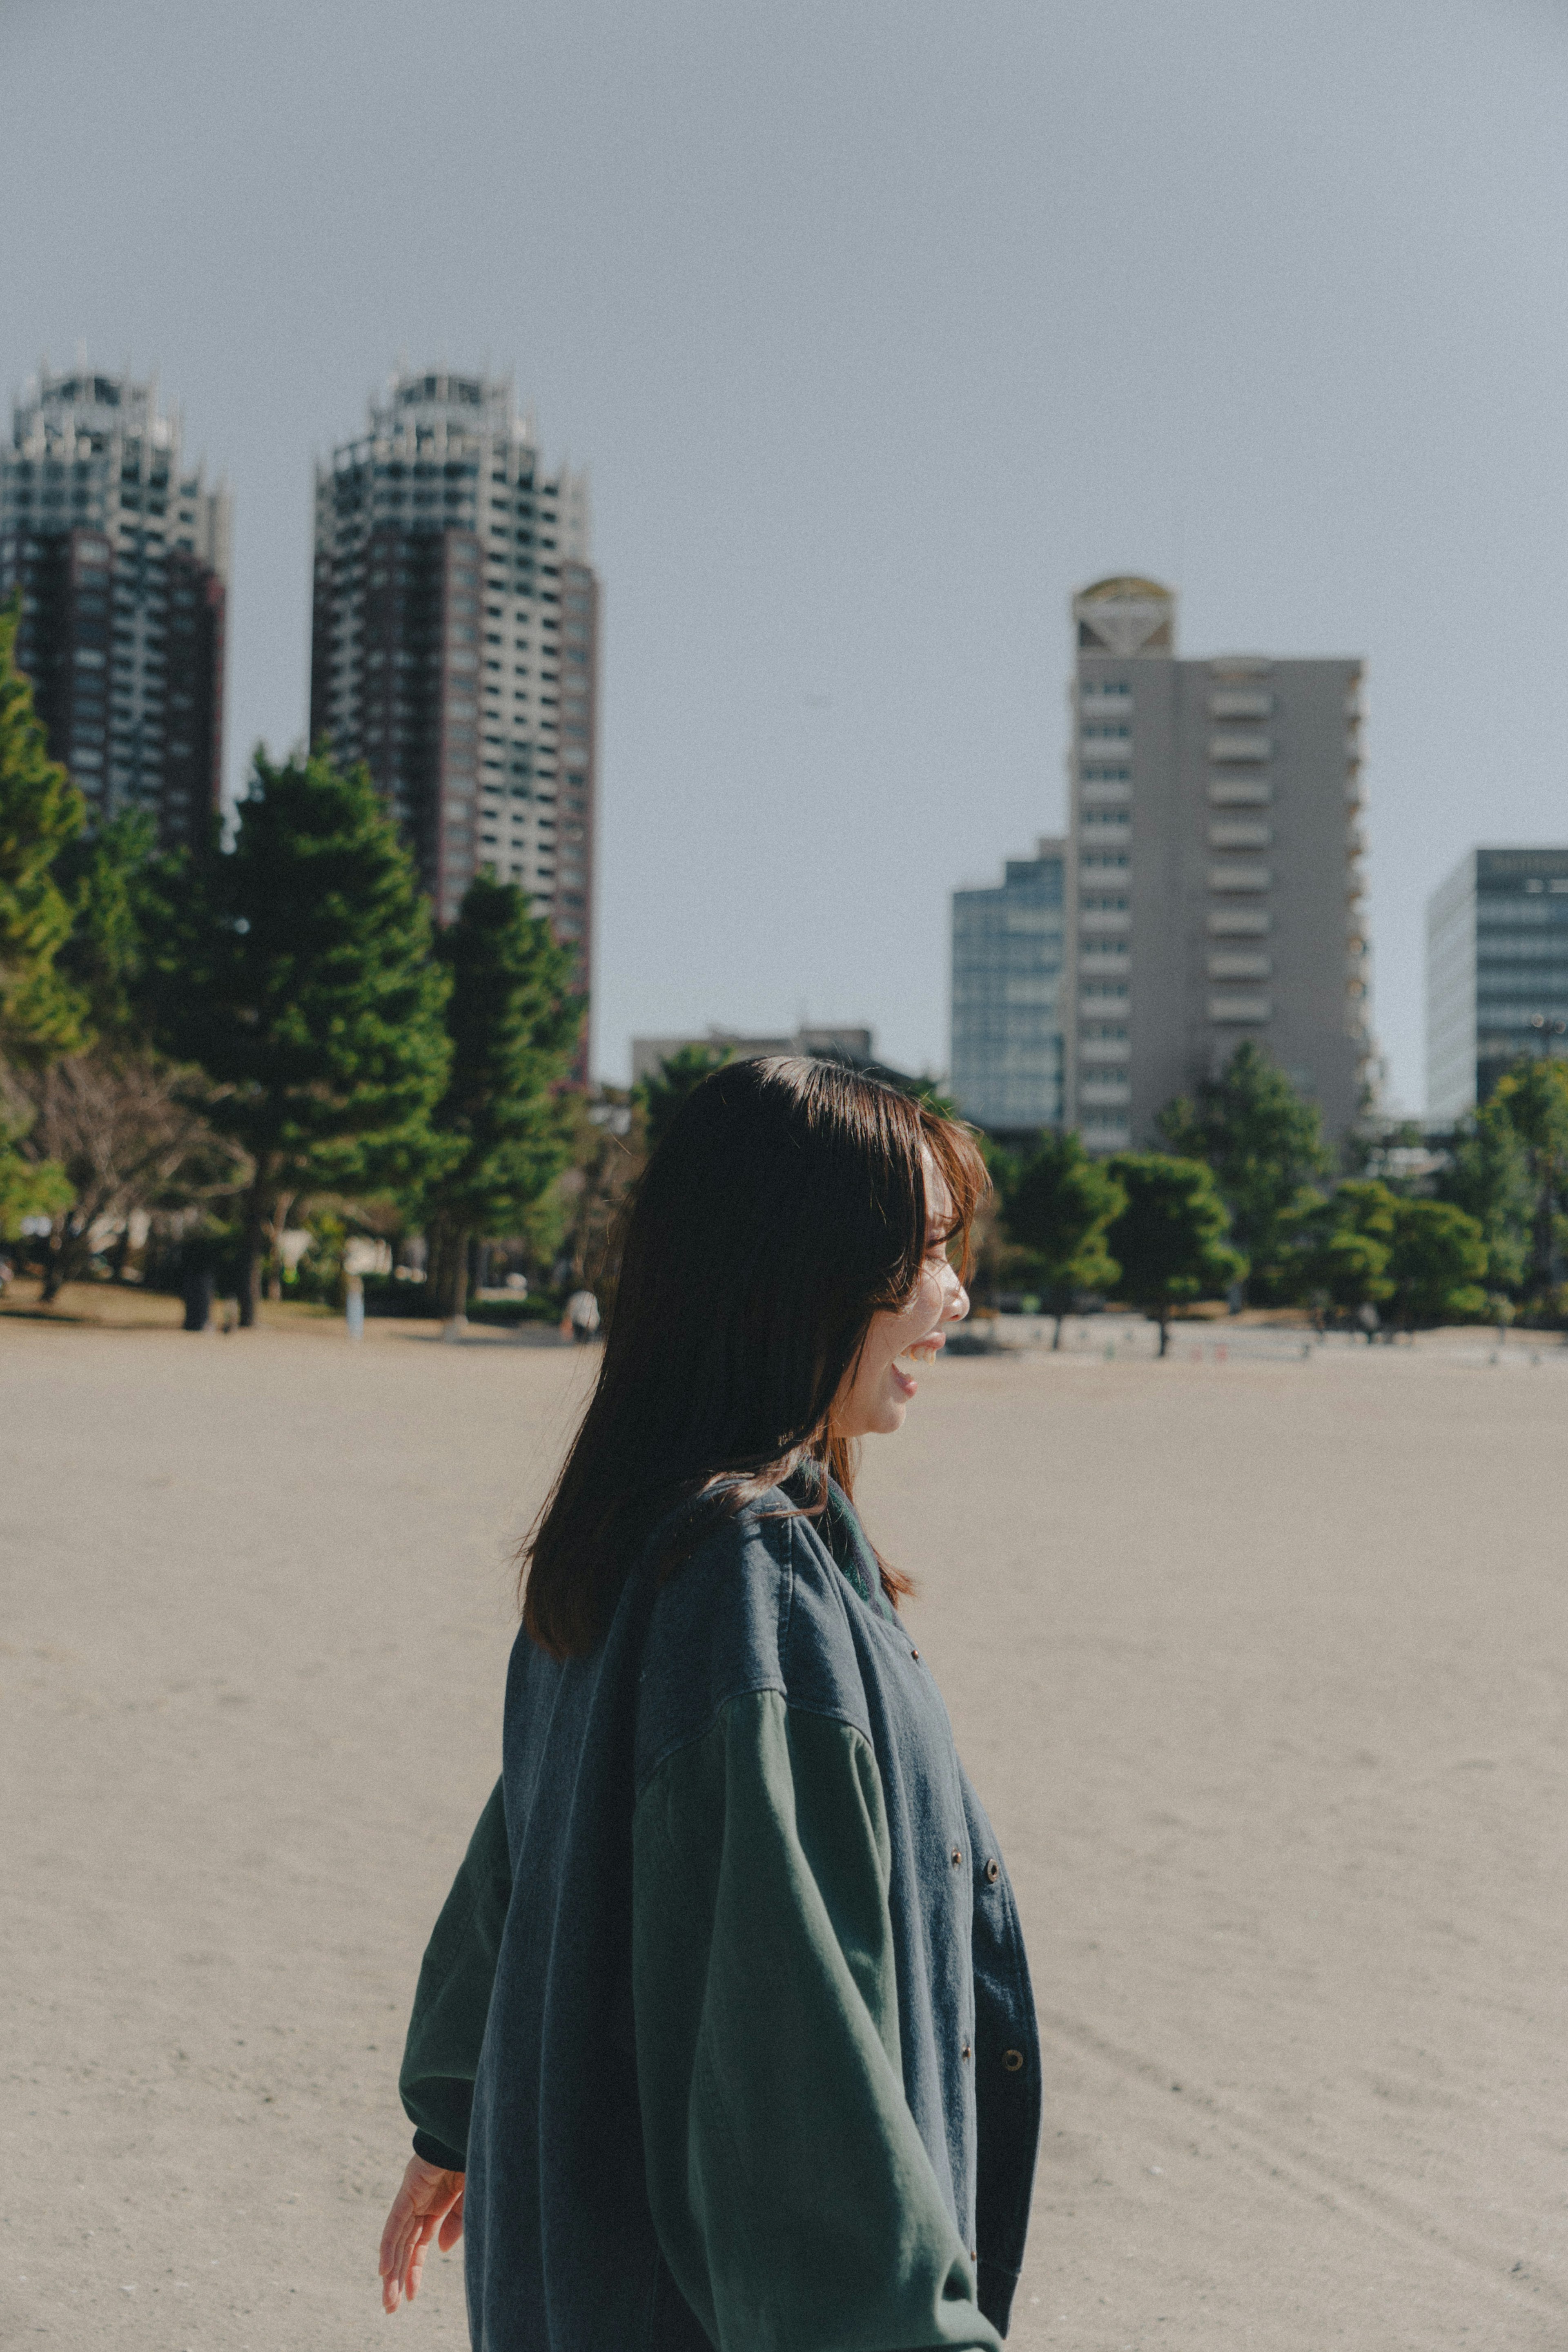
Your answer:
[1209,731,1272,763]
[1209,993,1272,1023]
[1209,819,1272,850]
[1208,862,1272,892]
[1208,907,1271,936]
[1208,952,1272,981]
[1209,777,1271,807]
[1208,690,1273,720]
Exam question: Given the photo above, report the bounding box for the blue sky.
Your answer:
[6,0,1567,1107]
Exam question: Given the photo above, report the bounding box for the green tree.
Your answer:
[421,872,582,1320]
[1105,1151,1247,1356]
[0,593,87,1064]
[1280,1178,1397,1324]
[1487,1059,1568,1300]
[1433,1096,1532,1295]
[0,1113,73,1240]
[1383,1198,1488,1328]
[53,810,159,1043]
[1003,1130,1125,1346]
[1156,1040,1332,1297]
[635,1039,735,1156]
[144,747,450,1326]
[0,592,88,1239]
[13,811,232,1302]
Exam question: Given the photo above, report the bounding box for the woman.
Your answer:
[378,1057,1040,2349]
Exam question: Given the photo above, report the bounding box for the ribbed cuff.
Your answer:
[412,2128,467,2174]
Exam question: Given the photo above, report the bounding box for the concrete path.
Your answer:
[3,1320,1565,2348]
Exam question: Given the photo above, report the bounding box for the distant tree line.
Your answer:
[7,583,1564,1344]
[984,1035,1568,1349]
[0,594,583,1325]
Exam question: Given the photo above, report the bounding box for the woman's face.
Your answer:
[835,1154,970,1439]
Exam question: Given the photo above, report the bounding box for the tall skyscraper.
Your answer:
[0,367,229,845]
[1426,848,1568,1121]
[310,370,597,981]
[1062,577,1370,1150]
[949,840,1065,1134]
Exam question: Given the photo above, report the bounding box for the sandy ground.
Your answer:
[3,1318,1567,2350]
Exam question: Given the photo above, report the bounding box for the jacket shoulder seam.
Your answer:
[633,1683,878,1805]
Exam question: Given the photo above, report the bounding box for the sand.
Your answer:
[3,1315,1566,2349]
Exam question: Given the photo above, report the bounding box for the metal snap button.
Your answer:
[960,2039,972,2063]
[1002,2048,1024,2072]
[984,1857,999,1884]
[950,1846,963,1868]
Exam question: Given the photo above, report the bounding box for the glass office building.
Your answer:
[1427,847,1568,1120]
[949,840,1065,1134]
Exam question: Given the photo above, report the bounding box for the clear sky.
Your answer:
[5,0,1566,1107]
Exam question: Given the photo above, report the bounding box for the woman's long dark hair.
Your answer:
[521,1055,987,1659]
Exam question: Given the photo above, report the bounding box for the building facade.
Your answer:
[310,370,597,978]
[1062,577,1370,1150]
[1426,847,1568,1121]
[949,840,1065,1135]
[0,368,229,846]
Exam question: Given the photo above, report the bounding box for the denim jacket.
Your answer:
[399,1487,1040,2350]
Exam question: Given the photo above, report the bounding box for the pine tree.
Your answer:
[0,591,85,1237]
[1105,1152,1247,1356]
[144,747,451,1324]
[1487,1059,1568,1301]
[421,872,582,1320]
[1002,1130,1125,1345]
[1156,1041,1331,1297]
[635,1039,736,1156]
[1432,1095,1532,1297]
[0,593,87,1062]
[1384,1198,1488,1329]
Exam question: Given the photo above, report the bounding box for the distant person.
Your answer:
[377,1057,1040,2350]
[562,1286,600,1343]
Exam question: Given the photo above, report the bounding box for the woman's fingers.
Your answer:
[437,2185,466,2252]
[379,2200,412,2310]
[376,2157,465,2312]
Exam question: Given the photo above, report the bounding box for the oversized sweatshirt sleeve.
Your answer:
[398,1776,511,2171]
[633,1688,1004,2352]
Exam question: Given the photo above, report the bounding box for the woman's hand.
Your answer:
[378,2154,465,2314]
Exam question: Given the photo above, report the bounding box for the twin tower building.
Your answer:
[0,364,597,975]
[952,576,1372,1150]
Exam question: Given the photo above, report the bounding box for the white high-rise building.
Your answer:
[1062,576,1371,1149]
[310,369,597,975]
[0,365,229,845]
